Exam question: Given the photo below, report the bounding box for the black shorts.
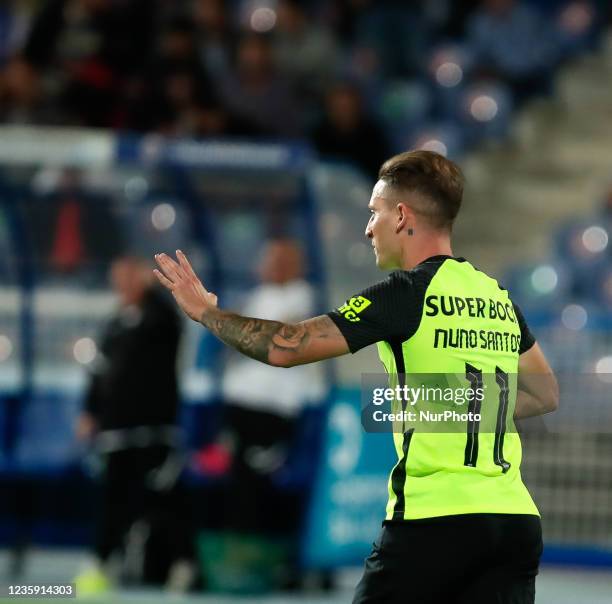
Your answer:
[353,513,543,604]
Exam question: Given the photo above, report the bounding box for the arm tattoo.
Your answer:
[200,307,311,365]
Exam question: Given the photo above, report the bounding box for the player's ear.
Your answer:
[395,202,412,234]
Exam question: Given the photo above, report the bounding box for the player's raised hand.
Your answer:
[154,250,218,322]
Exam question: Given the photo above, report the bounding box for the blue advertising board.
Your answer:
[301,387,397,568]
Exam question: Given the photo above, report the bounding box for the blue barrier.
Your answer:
[543,545,612,568]
[301,388,396,568]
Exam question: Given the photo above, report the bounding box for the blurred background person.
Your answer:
[466,0,561,103]
[220,239,326,540]
[311,81,391,180]
[218,33,302,137]
[2,0,154,127]
[193,0,237,86]
[324,0,427,82]
[0,0,30,68]
[127,15,215,134]
[273,0,340,106]
[25,168,122,286]
[121,12,259,138]
[74,256,193,595]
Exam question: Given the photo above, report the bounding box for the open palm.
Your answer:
[154,250,218,322]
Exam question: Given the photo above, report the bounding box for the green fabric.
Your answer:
[379,259,539,520]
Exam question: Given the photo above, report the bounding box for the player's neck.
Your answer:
[399,238,453,270]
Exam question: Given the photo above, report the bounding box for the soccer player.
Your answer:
[154,150,558,603]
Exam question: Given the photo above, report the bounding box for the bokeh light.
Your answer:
[250,7,276,32]
[151,203,176,231]
[73,337,97,365]
[581,225,608,254]
[470,95,498,122]
[436,62,463,88]
[594,355,612,384]
[530,265,558,294]
[561,304,588,330]
[418,138,448,157]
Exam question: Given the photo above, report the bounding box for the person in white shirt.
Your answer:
[221,239,325,532]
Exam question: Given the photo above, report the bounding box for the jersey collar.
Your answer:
[420,254,465,264]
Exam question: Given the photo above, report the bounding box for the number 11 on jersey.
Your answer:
[463,363,511,473]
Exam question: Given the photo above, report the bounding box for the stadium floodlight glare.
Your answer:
[151,203,176,231]
[470,95,498,122]
[561,304,588,331]
[436,62,463,88]
[530,265,558,294]
[581,225,608,254]
[0,334,12,362]
[250,7,277,32]
[73,337,97,365]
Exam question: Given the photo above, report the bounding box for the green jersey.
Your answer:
[328,255,538,520]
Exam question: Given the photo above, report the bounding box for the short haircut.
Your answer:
[378,150,464,231]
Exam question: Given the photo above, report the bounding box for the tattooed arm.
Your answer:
[200,309,348,367]
[153,251,349,367]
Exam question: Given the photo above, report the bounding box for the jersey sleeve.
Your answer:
[513,302,536,354]
[327,272,420,353]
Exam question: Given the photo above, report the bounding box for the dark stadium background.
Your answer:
[0,1,611,602]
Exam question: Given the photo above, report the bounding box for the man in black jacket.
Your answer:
[75,256,191,593]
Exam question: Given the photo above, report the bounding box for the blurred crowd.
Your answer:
[0,0,609,178]
[507,183,612,317]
